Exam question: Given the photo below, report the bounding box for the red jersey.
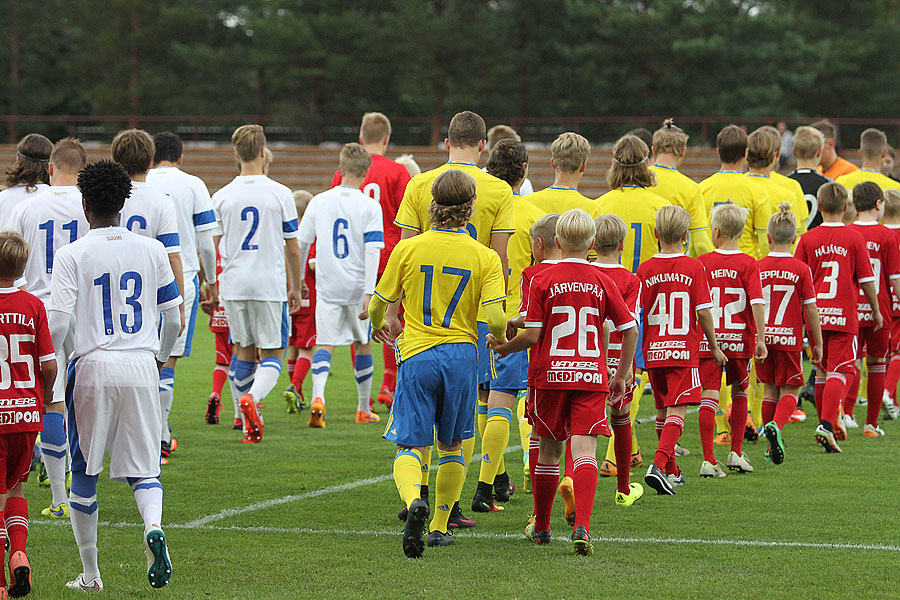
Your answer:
[332,154,411,273]
[524,259,635,391]
[299,244,317,316]
[795,223,875,333]
[758,252,816,351]
[210,250,228,332]
[848,222,900,329]
[519,260,558,317]
[886,224,900,318]
[636,253,713,368]
[0,288,54,433]
[591,263,641,368]
[697,250,764,359]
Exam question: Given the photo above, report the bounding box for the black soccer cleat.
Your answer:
[644,464,675,495]
[472,482,503,513]
[448,501,476,528]
[493,471,514,502]
[402,498,429,558]
[571,526,594,556]
[426,530,454,548]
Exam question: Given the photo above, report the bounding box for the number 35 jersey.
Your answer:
[795,223,874,334]
[697,250,765,359]
[50,227,183,358]
[637,253,713,369]
[525,259,636,391]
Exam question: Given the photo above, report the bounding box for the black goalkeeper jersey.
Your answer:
[787,168,832,230]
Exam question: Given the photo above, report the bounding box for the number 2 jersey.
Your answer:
[697,249,765,359]
[636,253,713,368]
[757,252,816,350]
[524,258,636,391]
[847,221,900,329]
[795,222,874,333]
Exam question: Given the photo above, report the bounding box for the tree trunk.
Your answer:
[8,0,20,143]
[129,2,140,122]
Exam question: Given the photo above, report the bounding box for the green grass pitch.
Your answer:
[23,325,900,598]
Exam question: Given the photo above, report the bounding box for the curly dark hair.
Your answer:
[485,139,527,187]
[5,133,52,190]
[77,160,133,218]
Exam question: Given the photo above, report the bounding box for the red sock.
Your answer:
[532,462,559,532]
[774,393,798,429]
[761,397,777,425]
[287,358,296,376]
[866,361,887,426]
[528,436,539,514]
[381,343,397,392]
[610,414,632,494]
[572,456,598,532]
[653,414,684,469]
[292,355,311,389]
[655,416,665,441]
[886,354,900,401]
[212,364,228,396]
[843,368,859,417]
[563,442,574,479]
[823,373,847,426]
[698,399,717,464]
[729,391,748,455]
[5,496,28,554]
[814,376,825,419]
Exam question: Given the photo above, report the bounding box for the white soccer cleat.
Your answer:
[726,451,754,473]
[857,394,868,406]
[699,460,727,478]
[66,573,103,592]
[673,443,690,457]
[882,391,899,420]
[814,424,842,453]
[666,472,686,487]
[144,526,172,588]
[863,423,885,438]
[842,414,859,429]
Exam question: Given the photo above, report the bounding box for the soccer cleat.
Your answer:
[426,530,454,548]
[448,501,476,529]
[524,523,551,545]
[674,443,690,457]
[726,451,754,473]
[858,394,868,406]
[863,423,885,437]
[283,384,300,414]
[38,463,49,488]
[833,420,847,441]
[644,464,675,495]
[41,502,69,519]
[667,472,686,487]
[241,432,261,444]
[764,450,772,463]
[599,459,616,477]
[882,391,899,420]
[144,528,172,588]
[558,476,576,527]
[493,472,514,502]
[713,432,731,446]
[615,482,644,507]
[377,386,394,409]
[239,394,264,441]
[8,550,31,597]
[169,435,177,453]
[814,424,843,453]
[842,414,859,429]
[630,448,643,469]
[160,440,172,458]
[789,408,807,423]
[65,574,103,592]
[232,418,243,430]
[402,498,429,558]
[523,463,531,494]
[799,379,814,402]
[572,526,593,556]
[308,399,326,428]
[764,421,785,465]
[472,487,504,513]
[744,416,759,442]
[699,460,727,478]
[206,393,221,424]
[355,410,380,423]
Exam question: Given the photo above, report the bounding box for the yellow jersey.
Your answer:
[747,173,808,244]
[525,186,600,217]
[505,195,546,320]
[836,168,900,193]
[650,163,713,257]
[699,171,772,258]
[394,162,515,246]
[595,186,671,273]
[374,228,506,362]
[770,171,809,232]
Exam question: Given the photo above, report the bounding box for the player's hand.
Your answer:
[200,299,216,316]
[608,375,626,404]
[156,359,164,374]
[287,288,302,314]
[873,310,884,331]
[506,319,519,342]
[712,346,728,366]
[205,283,219,308]
[359,294,372,320]
[755,341,768,362]
[301,280,309,299]
[178,304,186,336]
[811,344,823,365]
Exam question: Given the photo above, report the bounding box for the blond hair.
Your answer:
[710,201,749,240]
[593,214,627,252]
[293,190,313,220]
[487,125,521,150]
[818,182,849,215]
[884,188,900,219]
[607,135,655,189]
[51,137,87,173]
[232,124,266,162]
[747,128,780,169]
[555,209,596,252]
[0,231,28,280]
[339,143,371,178]
[551,132,591,173]
[263,147,274,166]
[395,154,421,177]
[792,126,825,160]
[652,119,689,155]
[655,205,691,245]
[860,128,888,160]
[111,129,154,176]
[360,112,391,144]
[767,201,797,245]
[530,213,560,245]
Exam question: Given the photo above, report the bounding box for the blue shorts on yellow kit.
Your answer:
[490,350,527,396]
[476,321,496,385]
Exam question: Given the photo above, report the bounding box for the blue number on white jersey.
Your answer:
[241,206,259,250]
[93,271,144,335]
[333,218,349,258]
[38,219,78,273]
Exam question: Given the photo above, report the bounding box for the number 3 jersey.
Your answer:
[795,222,874,333]
[524,258,636,391]
[697,249,765,359]
[0,288,54,433]
[49,227,183,358]
[636,253,713,368]
[757,252,816,350]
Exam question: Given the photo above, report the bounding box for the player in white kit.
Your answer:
[48,160,182,592]
[213,124,303,443]
[147,132,219,461]
[0,133,52,227]
[7,138,88,518]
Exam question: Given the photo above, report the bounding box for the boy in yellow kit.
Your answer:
[836,128,900,193]
[526,133,599,218]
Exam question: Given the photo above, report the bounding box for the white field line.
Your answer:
[180,444,524,528]
[31,519,900,552]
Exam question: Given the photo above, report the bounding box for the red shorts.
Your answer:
[529,388,610,441]
[209,306,228,333]
[755,350,804,387]
[0,432,36,494]
[289,312,316,348]
[819,330,858,373]
[648,367,700,409]
[699,357,751,391]
[857,326,890,359]
[215,331,233,366]
[891,316,900,353]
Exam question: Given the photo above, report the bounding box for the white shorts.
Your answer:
[67,351,161,480]
[222,299,289,350]
[315,299,370,346]
[170,274,200,357]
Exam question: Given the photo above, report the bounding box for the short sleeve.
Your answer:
[625,278,642,319]
[49,249,78,316]
[886,231,900,279]
[330,170,342,188]
[518,271,531,316]
[297,196,316,246]
[157,196,182,253]
[156,244,183,311]
[35,302,55,361]
[192,179,217,233]
[800,264,816,303]
[795,235,809,266]
[688,187,708,231]
[693,262,713,311]
[393,169,412,213]
[491,187,516,234]
[745,260,765,304]
[754,189,772,232]
[855,236,875,282]
[480,251,506,307]
[373,245,402,304]
[364,202,385,248]
[524,275,545,328]
[394,180,423,233]
[211,191,225,237]
[281,189,300,240]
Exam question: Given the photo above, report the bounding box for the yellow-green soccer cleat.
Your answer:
[572,526,594,556]
[615,482,644,507]
[41,502,69,519]
[524,522,551,545]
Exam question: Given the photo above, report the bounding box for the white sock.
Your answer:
[248,356,283,402]
[130,477,163,529]
[158,366,175,444]
[354,352,374,412]
[69,486,100,580]
[41,410,69,507]
[311,349,332,403]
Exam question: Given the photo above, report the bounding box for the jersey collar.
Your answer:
[654,253,685,258]
[446,161,476,167]
[853,220,879,226]
[746,173,770,179]
[652,163,678,172]
[885,224,900,229]
[591,262,626,269]
[717,170,743,175]
[430,227,466,234]
[714,249,742,255]
[767,251,793,257]
[820,222,844,227]
[0,287,18,294]
[559,257,589,264]
[549,185,576,191]
[88,225,129,236]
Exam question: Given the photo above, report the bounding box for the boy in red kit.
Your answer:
[284,190,317,414]
[843,181,900,437]
[0,231,57,598]
[697,203,767,477]
[795,182,880,453]
[638,206,724,495]
[203,251,235,427]
[881,188,900,418]
[758,202,823,464]
[489,209,637,556]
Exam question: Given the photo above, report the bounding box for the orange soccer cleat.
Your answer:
[714,432,732,446]
[599,459,616,478]
[8,550,31,598]
[239,394,264,441]
[558,476,576,527]
[308,399,326,428]
[355,410,380,424]
[377,387,394,410]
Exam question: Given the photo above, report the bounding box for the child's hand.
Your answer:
[713,346,728,366]
[506,320,519,342]
[608,375,626,404]
[873,310,884,331]
[811,344,823,365]
[754,341,767,362]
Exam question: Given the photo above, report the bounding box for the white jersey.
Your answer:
[119,181,181,254]
[49,226,182,358]
[146,166,217,275]
[213,174,299,302]
[7,186,88,301]
[298,184,384,304]
[0,183,49,227]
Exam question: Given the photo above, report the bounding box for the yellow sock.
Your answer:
[748,362,762,428]
[420,446,433,487]
[477,399,488,439]
[431,448,466,533]
[516,392,531,469]
[478,411,511,484]
[716,375,731,434]
[462,435,476,466]
[631,371,647,449]
[392,448,424,508]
